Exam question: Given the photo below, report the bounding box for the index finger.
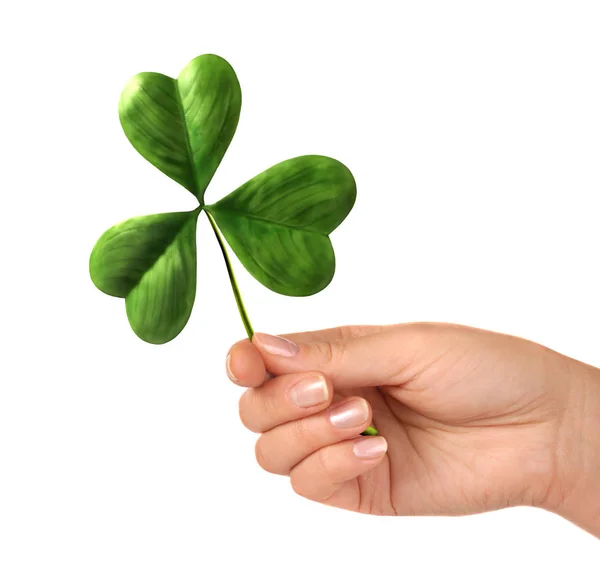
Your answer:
[279,325,389,345]
[226,325,390,388]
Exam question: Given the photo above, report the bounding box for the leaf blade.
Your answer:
[207,210,335,296]
[89,210,199,344]
[178,54,242,200]
[118,54,241,203]
[207,155,355,296]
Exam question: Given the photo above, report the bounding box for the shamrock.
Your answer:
[89,54,356,346]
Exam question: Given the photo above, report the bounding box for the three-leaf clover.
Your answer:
[89,54,356,346]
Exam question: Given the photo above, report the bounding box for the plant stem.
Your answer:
[205,210,254,339]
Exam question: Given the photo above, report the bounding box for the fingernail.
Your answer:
[225,353,238,382]
[329,399,369,429]
[289,376,328,408]
[353,437,388,459]
[253,333,299,357]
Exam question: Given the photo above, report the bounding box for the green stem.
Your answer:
[205,210,254,339]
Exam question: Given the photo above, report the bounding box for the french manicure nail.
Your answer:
[289,376,328,408]
[225,353,238,382]
[329,399,369,429]
[353,437,388,459]
[253,333,299,357]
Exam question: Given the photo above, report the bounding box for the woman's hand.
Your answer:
[226,323,600,537]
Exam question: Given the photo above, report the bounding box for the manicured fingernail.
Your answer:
[289,376,328,408]
[253,333,299,357]
[329,399,369,429]
[225,353,238,382]
[353,437,388,459]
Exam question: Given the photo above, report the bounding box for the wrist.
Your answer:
[543,357,600,537]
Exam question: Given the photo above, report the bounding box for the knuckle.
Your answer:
[314,341,334,365]
[238,392,259,433]
[314,341,344,367]
[336,325,358,341]
[289,417,313,448]
[315,446,336,483]
[290,471,311,499]
[258,385,281,424]
[290,454,336,503]
[255,437,288,475]
[254,438,271,472]
[410,321,440,340]
[337,324,387,340]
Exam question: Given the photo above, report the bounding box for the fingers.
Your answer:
[227,329,391,502]
[290,436,388,503]
[254,396,373,475]
[251,326,415,389]
[225,325,389,389]
[238,372,333,433]
[225,339,266,387]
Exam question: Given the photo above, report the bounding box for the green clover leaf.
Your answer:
[90,54,356,345]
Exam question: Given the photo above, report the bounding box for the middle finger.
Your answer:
[238,372,333,433]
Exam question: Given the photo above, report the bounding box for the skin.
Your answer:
[225,323,600,538]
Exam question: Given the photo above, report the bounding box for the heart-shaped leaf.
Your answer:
[206,155,356,296]
[89,210,200,344]
[118,54,241,203]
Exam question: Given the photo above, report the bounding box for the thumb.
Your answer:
[252,326,421,389]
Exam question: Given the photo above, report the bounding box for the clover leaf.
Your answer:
[89,54,356,345]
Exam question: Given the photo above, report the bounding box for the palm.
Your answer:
[326,326,564,517]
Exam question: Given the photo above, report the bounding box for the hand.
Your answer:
[226,323,600,536]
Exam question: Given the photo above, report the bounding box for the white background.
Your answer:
[1,1,599,579]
